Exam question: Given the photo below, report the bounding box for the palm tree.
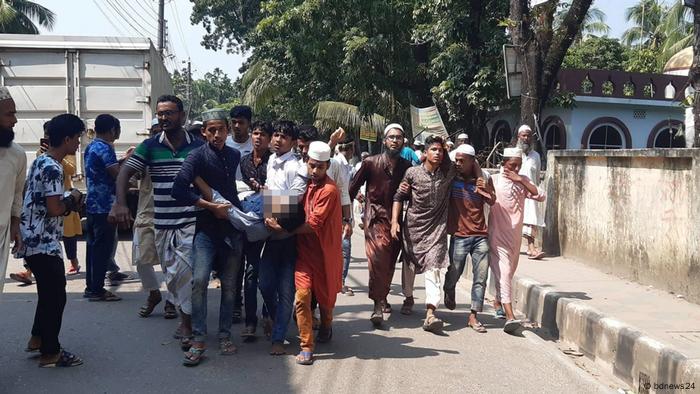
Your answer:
[0,0,55,34]
[621,0,666,48]
[556,1,610,41]
[657,0,693,64]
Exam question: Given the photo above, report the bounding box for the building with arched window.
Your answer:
[486,66,689,151]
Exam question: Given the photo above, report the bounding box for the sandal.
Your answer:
[504,319,522,334]
[218,338,237,355]
[423,315,444,333]
[180,336,194,351]
[39,350,83,368]
[164,301,178,320]
[183,346,206,367]
[381,301,392,314]
[66,265,81,276]
[10,272,33,285]
[139,291,162,318]
[370,311,383,327]
[528,251,545,260]
[468,321,487,333]
[88,290,122,302]
[295,351,314,365]
[400,297,414,315]
[270,342,286,356]
[316,326,332,343]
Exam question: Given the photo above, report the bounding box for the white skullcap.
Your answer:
[503,147,523,158]
[0,86,12,101]
[457,133,469,140]
[384,123,404,137]
[446,140,454,146]
[518,124,532,134]
[454,143,475,156]
[308,141,331,161]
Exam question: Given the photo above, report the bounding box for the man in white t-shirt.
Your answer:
[226,105,254,185]
[225,105,255,323]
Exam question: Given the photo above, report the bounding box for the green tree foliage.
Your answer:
[562,37,627,71]
[190,0,511,148]
[624,47,662,73]
[171,67,239,120]
[0,0,55,34]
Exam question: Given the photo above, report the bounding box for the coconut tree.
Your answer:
[556,1,610,40]
[0,0,55,34]
[657,0,693,64]
[621,0,666,48]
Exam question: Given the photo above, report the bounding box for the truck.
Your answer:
[0,34,172,180]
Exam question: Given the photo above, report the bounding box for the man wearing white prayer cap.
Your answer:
[444,142,495,332]
[515,125,545,260]
[266,139,343,364]
[349,123,412,326]
[0,86,26,298]
[488,144,545,334]
[456,133,469,147]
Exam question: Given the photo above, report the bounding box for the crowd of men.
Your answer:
[0,88,546,368]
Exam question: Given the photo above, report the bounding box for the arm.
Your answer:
[193,177,213,202]
[110,144,147,225]
[10,155,26,252]
[100,144,120,181]
[390,201,403,240]
[61,155,76,177]
[349,160,369,200]
[172,151,232,219]
[42,162,80,217]
[477,177,497,206]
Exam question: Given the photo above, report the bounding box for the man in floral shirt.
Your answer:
[17,114,85,368]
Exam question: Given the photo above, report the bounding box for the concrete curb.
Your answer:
[510,274,700,393]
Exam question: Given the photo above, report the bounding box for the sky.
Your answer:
[35,0,246,79]
[32,0,674,81]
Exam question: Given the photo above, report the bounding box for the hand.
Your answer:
[10,220,22,254]
[356,193,365,204]
[329,127,346,145]
[343,222,353,238]
[250,178,262,192]
[475,177,486,190]
[123,146,136,160]
[211,202,231,220]
[265,217,283,233]
[503,169,522,184]
[390,221,400,240]
[108,203,132,227]
[69,188,83,204]
[39,143,48,154]
[398,181,411,195]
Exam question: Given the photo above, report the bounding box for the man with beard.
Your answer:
[110,95,204,349]
[517,125,546,260]
[349,123,412,327]
[0,87,26,298]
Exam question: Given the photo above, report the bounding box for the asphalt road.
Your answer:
[0,231,614,394]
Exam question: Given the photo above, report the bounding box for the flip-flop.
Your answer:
[183,347,206,367]
[218,339,237,355]
[270,342,286,356]
[39,350,83,368]
[468,322,487,333]
[66,265,81,276]
[164,301,178,319]
[503,319,522,334]
[295,351,314,365]
[563,349,584,357]
[528,251,546,260]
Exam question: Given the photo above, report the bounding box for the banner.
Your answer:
[410,105,448,143]
[359,125,378,142]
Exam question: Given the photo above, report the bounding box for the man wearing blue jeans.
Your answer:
[443,144,495,332]
[172,109,243,365]
[84,114,123,302]
[260,121,306,356]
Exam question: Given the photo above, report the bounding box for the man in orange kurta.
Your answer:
[266,141,342,365]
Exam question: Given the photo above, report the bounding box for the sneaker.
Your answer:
[503,319,522,334]
[444,290,456,310]
[495,307,506,320]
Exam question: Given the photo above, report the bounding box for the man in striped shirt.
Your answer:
[110,95,203,347]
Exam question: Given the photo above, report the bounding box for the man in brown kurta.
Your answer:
[349,123,412,327]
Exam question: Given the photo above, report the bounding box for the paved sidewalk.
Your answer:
[510,252,700,392]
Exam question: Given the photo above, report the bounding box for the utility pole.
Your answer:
[157,0,165,57]
[186,58,192,121]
